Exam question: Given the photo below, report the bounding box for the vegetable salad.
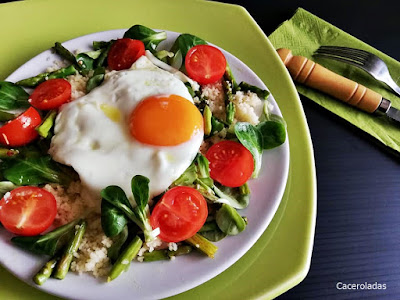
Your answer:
[0,25,286,284]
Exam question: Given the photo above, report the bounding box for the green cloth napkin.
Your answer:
[269,8,400,153]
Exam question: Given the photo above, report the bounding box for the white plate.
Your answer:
[0,29,289,300]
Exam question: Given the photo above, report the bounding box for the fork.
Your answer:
[314,46,400,97]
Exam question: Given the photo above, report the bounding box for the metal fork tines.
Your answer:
[314,46,400,97]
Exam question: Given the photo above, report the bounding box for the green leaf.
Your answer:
[2,156,73,186]
[123,25,167,51]
[169,50,183,69]
[8,142,48,160]
[196,153,211,179]
[211,116,225,135]
[11,219,80,255]
[174,162,197,186]
[0,110,18,122]
[170,33,207,60]
[154,50,174,63]
[131,176,154,242]
[101,185,135,217]
[234,122,263,178]
[86,67,105,93]
[199,229,226,242]
[0,181,18,197]
[100,177,154,243]
[168,33,207,68]
[198,221,227,242]
[0,81,30,110]
[256,120,287,150]
[92,40,112,50]
[184,82,195,98]
[101,201,128,237]
[216,204,246,235]
[212,183,250,209]
[97,45,112,68]
[107,225,129,263]
[83,50,102,60]
[131,175,150,210]
[76,53,94,71]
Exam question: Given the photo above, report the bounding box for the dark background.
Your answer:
[219,0,400,299]
[1,0,399,299]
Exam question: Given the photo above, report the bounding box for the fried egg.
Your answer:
[49,56,204,200]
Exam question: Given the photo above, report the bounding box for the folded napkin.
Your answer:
[269,8,400,153]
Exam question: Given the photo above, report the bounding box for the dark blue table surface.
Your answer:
[223,0,400,299]
[1,0,399,299]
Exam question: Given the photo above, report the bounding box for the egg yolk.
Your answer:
[129,95,203,146]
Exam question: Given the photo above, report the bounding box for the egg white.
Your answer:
[49,56,203,200]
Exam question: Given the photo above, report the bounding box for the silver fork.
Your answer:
[314,46,400,97]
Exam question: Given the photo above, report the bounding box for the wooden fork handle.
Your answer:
[277,48,382,113]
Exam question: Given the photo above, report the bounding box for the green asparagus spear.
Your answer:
[224,63,238,92]
[53,42,76,65]
[53,220,86,280]
[47,65,77,80]
[16,73,46,87]
[16,65,77,88]
[37,110,57,138]
[0,148,19,158]
[185,233,218,258]
[142,245,193,262]
[143,250,169,262]
[107,235,143,282]
[226,101,235,125]
[167,245,192,258]
[93,40,113,50]
[238,82,270,100]
[33,257,58,285]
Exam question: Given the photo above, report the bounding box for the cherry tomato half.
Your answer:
[150,186,208,242]
[206,140,254,187]
[107,38,146,71]
[0,107,42,147]
[0,186,57,236]
[185,44,227,85]
[29,78,72,110]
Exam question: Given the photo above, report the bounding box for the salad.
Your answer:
[0,25,286,285]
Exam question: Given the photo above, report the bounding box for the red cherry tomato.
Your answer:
[107,38,146,70]
[0,107,41,147]
[185,44,227,85]
[29,78,71,110]
[0,186,57,236]
[206,140,254,187]
[150,186,208,242]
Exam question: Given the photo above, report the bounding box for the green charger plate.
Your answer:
[0,0,316,299]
